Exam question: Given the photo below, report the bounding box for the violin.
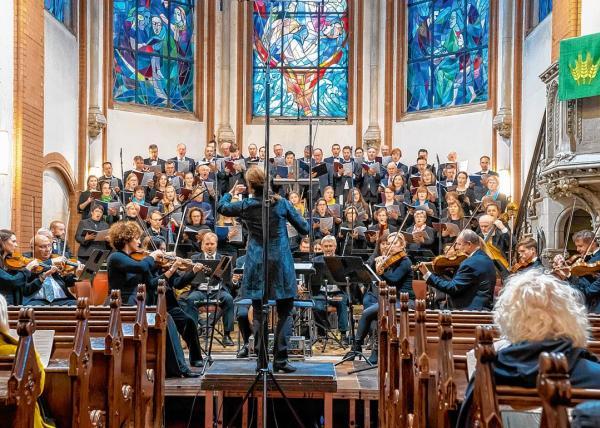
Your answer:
[380,251,407,271]
[510,259,532,274]
[130,250,211,274]
[567,259,600,277]
[50,254,81,274]
[4,253,50,274]
[413,253,468,275]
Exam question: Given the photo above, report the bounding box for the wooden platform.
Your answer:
[165,356,379,428]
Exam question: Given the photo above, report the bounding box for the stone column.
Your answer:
[363,0,381,149]
[88,0,106,139]
[492,0,513,140]
[217,0,235,147]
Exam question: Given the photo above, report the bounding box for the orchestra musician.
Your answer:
[554,230,600,313]
[313,236,349,346]
[106,221,202,377]
[511,237,543,274]
[417,229,496,310]
[49,220,72,258]
[23,234,84,306]
[142,236,205,370]
[351,232,414,364]
[186,232,236,347]
[216,166,309,373]
[0,229,49,305]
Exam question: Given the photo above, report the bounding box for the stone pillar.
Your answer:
[88,0,106,139]
[492,0,513,140]
[217,0,235,147]
[363,0,381,149]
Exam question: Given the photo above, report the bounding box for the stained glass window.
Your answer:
[407,0,489,112]
[45,0,75,30]
[252,0,349,119]
[113,0,195,112]
[538,0,552,23]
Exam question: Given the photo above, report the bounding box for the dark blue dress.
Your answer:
[217,193,309,300]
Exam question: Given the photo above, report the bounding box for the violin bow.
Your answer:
[382,208,412,258]
[581,220,600,261]
[62,208,71,258]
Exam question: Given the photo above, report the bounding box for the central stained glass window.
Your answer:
[113,0,195,112]
[252,0,349,119]
[407,0,489,112]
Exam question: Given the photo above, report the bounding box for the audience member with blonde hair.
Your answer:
[456,270,600,427]
[0,294,56,427]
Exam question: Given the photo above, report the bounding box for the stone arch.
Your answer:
[43,152,79,248]
[553,197,594,251]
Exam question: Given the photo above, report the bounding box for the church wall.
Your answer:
[44,12,79,173]
[581,0,600,35]
[106,109,206,166]
[520,15,552,180]
[393,110,493,171]
[0,0,14,228]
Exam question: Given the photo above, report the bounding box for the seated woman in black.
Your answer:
[0,229,53,305]
[106,221,163,305]
[406,210,436,254]
[107,222,199,378]
[351,232,413,364]
[143,236,205,369]
[338,206,367,252]
[457,270,600,427]
[312,198,337,240]
[440,200,468,247]
[367,208,397,248]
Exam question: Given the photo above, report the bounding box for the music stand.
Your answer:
[323,256,379,366]
[78,249,110,282]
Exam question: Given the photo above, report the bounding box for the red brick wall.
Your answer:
[12,0,45,248]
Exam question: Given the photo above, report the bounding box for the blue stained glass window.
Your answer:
[112,0,195,112]
[45,0,75,30]
[252,0,349,119]
[538,0,552,23]
[407,0,489,112]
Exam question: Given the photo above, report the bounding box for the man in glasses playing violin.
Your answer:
[23,234,84,306]
[554,229,600,313]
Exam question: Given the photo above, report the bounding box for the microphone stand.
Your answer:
[226,5,303,427]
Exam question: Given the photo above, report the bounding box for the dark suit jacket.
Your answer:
[23,266,77,305]
[169,156,196,174]
[426,249,495,310]
[571,251,600,313]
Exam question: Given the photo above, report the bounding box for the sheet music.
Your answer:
[140,172,155,186]
[318,217,334,232]
[9,329,54,369]
[93,229,109,242]
[177,160,190,173]
[287,222,299,238]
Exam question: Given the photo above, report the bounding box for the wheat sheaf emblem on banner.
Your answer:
[569,52,600,85]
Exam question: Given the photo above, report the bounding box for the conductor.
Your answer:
[417,229,496,310]
[217,166,310,373]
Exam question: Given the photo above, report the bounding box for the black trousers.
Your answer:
[252,298,293,365]
[168,307,202,363]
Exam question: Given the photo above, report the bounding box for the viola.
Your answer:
[413,253,468,275]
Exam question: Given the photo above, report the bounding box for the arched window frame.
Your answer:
[245,0,355,124]
[107,0,204,120]
[396,0,498,120]
[45,0,78,33]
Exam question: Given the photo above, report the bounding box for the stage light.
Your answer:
[0,130,10,176]
[499,169,511,196]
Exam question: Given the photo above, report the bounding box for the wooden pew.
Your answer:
[8,285,166,427]
[377,282,389,428]
[471,326,600,428]
[436,310,458,428]
[0,308,41,428]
